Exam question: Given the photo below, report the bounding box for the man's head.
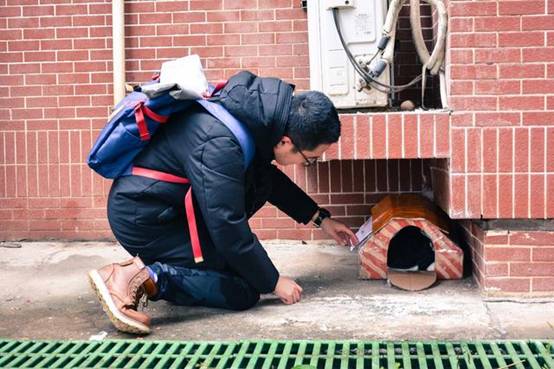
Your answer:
[274,91,341,166]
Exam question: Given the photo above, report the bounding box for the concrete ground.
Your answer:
[1,241,553,341]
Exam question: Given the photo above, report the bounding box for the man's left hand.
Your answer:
[320,218,359,247]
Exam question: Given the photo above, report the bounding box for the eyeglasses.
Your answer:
[291,140,319,167]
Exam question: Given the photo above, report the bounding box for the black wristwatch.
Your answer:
[312,208,331,228]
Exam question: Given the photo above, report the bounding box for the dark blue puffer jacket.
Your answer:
[107,71,319,293]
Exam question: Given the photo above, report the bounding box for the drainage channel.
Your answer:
[0,340,552,369]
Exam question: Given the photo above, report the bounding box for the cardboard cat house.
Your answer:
[358,194,463,290]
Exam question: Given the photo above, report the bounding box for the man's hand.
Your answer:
[321,218,359,247]
[273,276,303,305]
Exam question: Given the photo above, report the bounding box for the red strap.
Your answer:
[134,104,150,141]
[142,105,169,123]
[132,167,190,184]
[134,102,169,141]
[132,166,203,263]
[185,187,203,263]
[210,81,227,97]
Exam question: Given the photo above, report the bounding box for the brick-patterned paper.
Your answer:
[359,218,464,280]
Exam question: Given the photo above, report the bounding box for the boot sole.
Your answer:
[88,269,151,335]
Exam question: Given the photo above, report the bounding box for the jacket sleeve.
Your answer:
[267,165,319,225]
[188,136,279,294]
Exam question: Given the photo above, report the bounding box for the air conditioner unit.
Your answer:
[308,0,390,108]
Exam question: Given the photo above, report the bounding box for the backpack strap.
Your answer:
[197,99,255,170]
[131,166,204,264]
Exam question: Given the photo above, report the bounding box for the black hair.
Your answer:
[285,91,341,151]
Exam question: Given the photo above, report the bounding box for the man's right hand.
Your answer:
[273,276,303,305]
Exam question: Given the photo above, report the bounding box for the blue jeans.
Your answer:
[147,262,260,311]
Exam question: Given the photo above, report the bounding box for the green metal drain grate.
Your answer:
[0,340,552,369]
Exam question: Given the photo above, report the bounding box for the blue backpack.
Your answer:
[87,81,255,179]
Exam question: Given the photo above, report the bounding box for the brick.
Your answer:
[548,129,554,171]
[450,65,497,80]
[8,17,39,29]
[523,80,554,94]
[341,160,353,192]
[533,248,554,261]
[259,20,292,32]
[8,40,40,52]
[514,128,530,172]
[451,129,465,172]
[475,48,521,64]
[499,64,544,79]
[387,159,399,192]
[450,113,473,128]
[523,48,554,62]
[434,115,449,157]
[240,9,274,21]
[242,33,274,45]
[191,23,223,34]
[499,1,545,15]
[499,32,545,47]
[513,174,529,217]
[499,96,544,111]
[387,115,402,158]
[475,80,520,95]
[340,116,354,159]
[328,160,340,192]
[482,174,498,218]
[530,174,546,218]
[530,128,546,172]
[277,229,312,240]
[450,2,497,17]
[450,97,497,111]
[486,246,531,263]
[484,278,531,293]
[172,12,207,23]
[476,17,521,32]
[224,22,257,33]
[38,16,71,28]
[466,128,481,173]
[371,115,386,158]
[207,10,240,22]
[475,112,520,127]
[523,15,554,30]
[498,128,514,173]
[352,160,365,192]
[276,32,308,44]
[153,24,188,36]
[511,262,554,276]
[403,115,418,158]
[450,18,474,32]
[190,46,223,58]
[450,81,473,95]
[450,175,466,218]
[482,128,497,173]
[511,231,554,245]
[450,33,497,48]
[275,8,306,19]
[224,45,258,57]
[207,34,240,45]
[533,277,554,292]
[450,49,474,64]
[261,44,295,57]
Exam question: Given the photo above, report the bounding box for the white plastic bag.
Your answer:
[159,54,209,98]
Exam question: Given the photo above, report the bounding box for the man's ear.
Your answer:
[279,136,292,145]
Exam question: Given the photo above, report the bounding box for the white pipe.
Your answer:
[112,0,125,105]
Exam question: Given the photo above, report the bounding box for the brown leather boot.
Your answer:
[88,256,158,335]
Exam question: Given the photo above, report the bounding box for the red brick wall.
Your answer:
[462,220,554,295]
[447,0,554,219]
[0,0,444,241]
